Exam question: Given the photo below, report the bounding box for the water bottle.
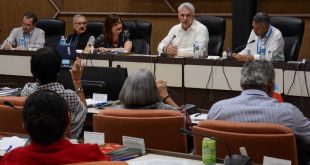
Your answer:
[260,45,266,60]
[193,41,200,59]
[19,35,25,48]
[60,36,66,46]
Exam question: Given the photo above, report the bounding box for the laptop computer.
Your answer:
[56,44,77,68]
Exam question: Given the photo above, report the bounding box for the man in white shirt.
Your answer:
[157,2,209,57]
[1,11,45,50]
[233,12,285,61]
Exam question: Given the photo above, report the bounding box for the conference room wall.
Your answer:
[0,0,309,59]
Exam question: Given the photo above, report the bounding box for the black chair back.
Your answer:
[37,19,65,48]
[270,17,304,61]
[196,16,226,56]
[86,21,105,38]
[123,20,152,54]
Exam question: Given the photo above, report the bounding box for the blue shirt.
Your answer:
[207,89,310,144]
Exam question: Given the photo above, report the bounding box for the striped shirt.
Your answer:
[207,89,310,144]
[21,82,87,139]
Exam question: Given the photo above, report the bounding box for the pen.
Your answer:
[195,113,202,117]
[5,145,12,153]
[118,154,140,161]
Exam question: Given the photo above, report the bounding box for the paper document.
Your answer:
[0,136,28,156]
[0,87,19,96]
[190,113,208,124]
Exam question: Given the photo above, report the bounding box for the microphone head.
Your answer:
[248,40,255,44]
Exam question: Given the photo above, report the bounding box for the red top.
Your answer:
[0,139,110,165]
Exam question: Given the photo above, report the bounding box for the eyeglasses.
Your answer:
[21,22,33,28]
[74,22,87,25]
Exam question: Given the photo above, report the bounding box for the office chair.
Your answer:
[196,16,226,56]
[123,20,152,54]
[37,19,65,48]
[270,17,305,61]
[0,105,25,134]
[86,21,105,38]
[93,109,187,153]
[193,120,298,165]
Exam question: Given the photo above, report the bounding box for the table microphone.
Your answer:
[180,128,252,165]
[116,65,126,83]
[160,35,176,57]
[232,40,255,53]
[3,101,22,113]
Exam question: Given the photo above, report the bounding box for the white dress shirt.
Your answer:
[157,20,209,57]
[239,25,285,61]
[2,27,45,49]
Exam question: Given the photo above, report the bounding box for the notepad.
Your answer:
[0,136,28,156]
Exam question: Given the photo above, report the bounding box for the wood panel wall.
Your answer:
[0,0,309,59]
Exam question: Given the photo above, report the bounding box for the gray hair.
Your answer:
[253,12,270,25]
[178,2,195,16]
[73,14,85,23]
[119,69,160,108]
[240,60,275,91]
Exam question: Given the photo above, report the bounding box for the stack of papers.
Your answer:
[86,98,106,107]
[0,87,19,96]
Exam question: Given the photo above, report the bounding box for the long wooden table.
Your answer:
[1,50,310,118]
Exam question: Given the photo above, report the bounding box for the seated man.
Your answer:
[157,2,209,57]
[233,12,285,61]
[0,90,109,164]
[207,61,310,155]
[66,14,95,51]
[1,11,45,50]
[21,47,87,139]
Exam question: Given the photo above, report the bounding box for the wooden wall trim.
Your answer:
[59,12,310,18]
[59,12,232,17]
[164,0,177,13]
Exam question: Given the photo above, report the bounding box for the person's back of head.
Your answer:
[119,68,160,108]
[22,90,69,145]
[241,60,275,96]
[31,47,61,85]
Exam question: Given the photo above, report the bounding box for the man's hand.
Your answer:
[232,53,254,61]
[165,44,178,57]
[2,41,12,50]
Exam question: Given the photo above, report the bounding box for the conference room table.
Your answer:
[0,50,310,119]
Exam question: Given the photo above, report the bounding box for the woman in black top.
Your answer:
[86,14,132,53]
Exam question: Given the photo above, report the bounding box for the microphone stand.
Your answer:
[180,128,252,165]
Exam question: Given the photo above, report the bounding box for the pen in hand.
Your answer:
[195,113,202,117]
[5,145,12,153]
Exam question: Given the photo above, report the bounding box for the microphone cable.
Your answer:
[303,62,310,97]
[287,62,301,96]
[220,58,232,91]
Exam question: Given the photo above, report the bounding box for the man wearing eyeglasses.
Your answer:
[1,11,45,50]
[66,14,95,51]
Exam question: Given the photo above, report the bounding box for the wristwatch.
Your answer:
[75,87,83,92]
